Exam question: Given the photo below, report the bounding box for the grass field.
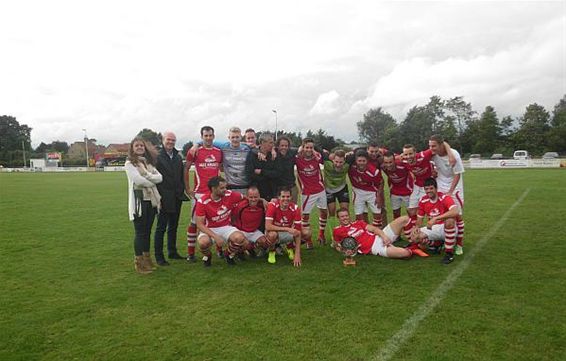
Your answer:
[1,169,565,361]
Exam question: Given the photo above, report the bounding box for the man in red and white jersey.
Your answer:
[185,125,223,262]
[429,134,465,256]
[381,151,414,228]
[295,137,327,248]
[410,177,460,265]
[402,142,455,237]
[333,208,413,259]
[232,186,267,258]
[351,143,388,227]
[264,187,304,266]
[348,150,383,228]
[195,176,245,267]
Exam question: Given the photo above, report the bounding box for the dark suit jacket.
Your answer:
[156,148,186,213]
[245,149,281,200]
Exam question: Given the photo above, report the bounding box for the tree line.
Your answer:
[357,94,566,156]
[1,94,564,167]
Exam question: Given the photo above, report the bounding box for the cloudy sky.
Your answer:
[1,0,565,147]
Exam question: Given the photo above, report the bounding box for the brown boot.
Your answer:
[134,255,152,274]
[142,252,157,270]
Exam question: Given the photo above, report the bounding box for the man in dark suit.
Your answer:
[245,132,280,201]
[154,131,186,265]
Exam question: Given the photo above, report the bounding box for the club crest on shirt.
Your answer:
[429,208,441,217]
[216,205,228,215]
[302,165,317,176]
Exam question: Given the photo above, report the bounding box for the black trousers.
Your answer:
[133,200,157,256]
[154,199,182,258]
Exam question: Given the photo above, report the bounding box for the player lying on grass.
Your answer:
[332,208,413,259]
[264,186,305,267]
[409,177,460,265]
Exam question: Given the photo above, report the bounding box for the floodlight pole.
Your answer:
[272,109,278,141]
[22,140,26,168]
[83,128,89,168]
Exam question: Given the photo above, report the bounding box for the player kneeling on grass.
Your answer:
[409,177,459,265]
[264,187,304,267]
[332,208,413,259]
[195,176,246,267]
[232,186,268,259]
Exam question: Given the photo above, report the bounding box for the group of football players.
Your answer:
[182,125,466,267]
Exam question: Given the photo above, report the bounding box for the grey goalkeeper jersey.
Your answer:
[220,143,251,187]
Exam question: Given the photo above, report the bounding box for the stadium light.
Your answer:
[22,140,26,168]
[272,109,278,141]
[83,129,89,168]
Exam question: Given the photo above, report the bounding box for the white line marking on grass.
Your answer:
[372,188,531,361]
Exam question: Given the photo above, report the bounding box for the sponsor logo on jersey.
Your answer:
[216,205,228,216]
[429,208,441,217]
[347,228,364,238]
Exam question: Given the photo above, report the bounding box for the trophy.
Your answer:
[341,237,359,267]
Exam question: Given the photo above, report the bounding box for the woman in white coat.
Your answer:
[125,137,162,274]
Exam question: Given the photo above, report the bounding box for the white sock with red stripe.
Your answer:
[318,216,327,239]
[187,223,197,256]
[456,216,465,247]
[444,225,456,253]
[372,213,382,229]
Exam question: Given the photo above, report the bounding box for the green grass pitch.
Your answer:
[1,169,565,360]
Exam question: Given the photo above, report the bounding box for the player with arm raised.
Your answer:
[409,177,459,264]
[322,149,350,241]
[245,133,280,201]
[367,143,389,227]
[184,126,223,262]
[381,151,414,238]
[274,136,300,203]
[348,150,383,228]
[295,137,328,248]
[402,141,455,238]
[428,134,465,256]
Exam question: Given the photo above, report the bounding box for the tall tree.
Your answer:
[52,141,69,153]
[0,115,32,152]
[445,96,475,136]
[306,129,340,151]
[398,105,434,150]
[35,142,50,153]
[181,141,194,158]
[547,95,566,153]
[357,107,398,146]
[471,106,501,154]
[137,128,162,147]
[514,103,550,155]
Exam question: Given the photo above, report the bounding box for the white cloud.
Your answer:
[360,15,566,120]
[309,90,341,115]
[0,1,564,146]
